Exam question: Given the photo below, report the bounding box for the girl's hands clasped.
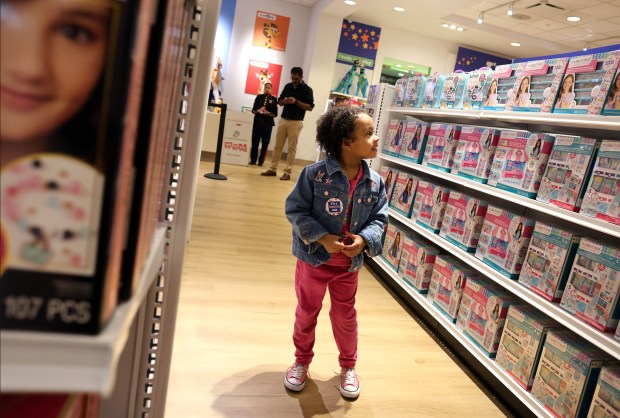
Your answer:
[318,232,366,257]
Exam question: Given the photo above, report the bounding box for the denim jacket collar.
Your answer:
[324,155,372,182]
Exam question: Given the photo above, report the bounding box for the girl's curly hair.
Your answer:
[316,106,365,161]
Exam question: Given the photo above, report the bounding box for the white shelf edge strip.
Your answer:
[388,210,620,360]
[372,256,557,418]
[0,224,167,395]
[380,153,620,239]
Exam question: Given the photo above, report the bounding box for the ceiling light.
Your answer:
[393,7,405,12]
[396,64,402,67]
[511,42,521,47]
[450,24,457,30]
[567,16,581,22]
[507,3,513,16]
[344,0,356,4]
[477,13,484,24]
[457,27,464,31]
[583,43,589,51]
[442,23,449,28]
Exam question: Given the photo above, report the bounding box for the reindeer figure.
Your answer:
[263,23,282,49]
[256,69,272,94]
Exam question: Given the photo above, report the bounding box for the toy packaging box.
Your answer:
[424,123,462,172]
[496,304,560,390]
[439,72,469,110]
[397,236,439,293]
[581,140,620,226]
[531,330,613,418]
[399,120,430,164]
[553,50,620,115]
[382,119,406,157]
[537,135,599,212]
[405,75,427,108]
[507,57,569,113]
[587,366,620,418]
[603,69,620,115]
[455,277,520,357]
[382,224,405,271]
[389,171,419,217]
[483,63,520,111]
[451,126,500,184]
[412,180,450,234]
[422,73,445,109]
[463,67,495,110]
[560,238,620,333]
[519,222,580,303]
[427,254,478,322]
[487,130,554,198]
[392,78,408,107]
[475,205,535,279]
[439,191,488,252]
[378,166,398,202]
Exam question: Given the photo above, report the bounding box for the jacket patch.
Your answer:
[326,198,343,215]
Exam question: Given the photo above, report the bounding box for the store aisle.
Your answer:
[166,160,512,418]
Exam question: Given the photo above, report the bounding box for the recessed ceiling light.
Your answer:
[567,16,581,22]
[511,42,521,47]
[450,24,457,30]
[393,7,405,12]
[344,0,356,5]
[441,23,449,28]
[457,27,464,32]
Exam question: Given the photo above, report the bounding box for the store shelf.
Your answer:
[372,256,556,418]
[388,210,620,360]
[0,225,167,396]
[380,153,620,240]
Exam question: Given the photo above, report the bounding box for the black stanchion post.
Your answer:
[205,102,228,180]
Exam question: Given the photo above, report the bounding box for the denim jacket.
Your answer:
[285,156,389,272]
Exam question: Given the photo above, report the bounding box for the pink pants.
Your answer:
[293,255,359,368]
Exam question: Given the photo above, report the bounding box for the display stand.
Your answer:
[204,102,228,180]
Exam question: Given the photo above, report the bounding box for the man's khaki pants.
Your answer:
[269,119,303,174]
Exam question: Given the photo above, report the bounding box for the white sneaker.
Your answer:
[340,367,360,398]
[284,363,308,392]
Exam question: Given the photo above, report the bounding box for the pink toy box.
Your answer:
[519,222,580,303]
[587,366,620,418]
[463,67,495,110]
[404,75,427,108]
[412,180,450,234]
[487,130,554,198]
[603,69,620,115]
[560,238,620,333]
[507,57,569,113]
[382,119,406,157]
[451,126,500,184]
[397,236,439,293]
[423,123,462,173]
[475,205,535,279]
[553,50,620,115]
[398,120,430,164]
[382,224,405,271]
[439,71,469,110]
[455,277,520,357]
[439,192,488,252]
[483,63,520,111]
[389,171,419,218]
[496,305,560,390]
[427,255,477,322]
[531,330,615,418]
[580,140,620,226]
[537,135,599,212]
[392,78,408,107]
[378,166,398,202]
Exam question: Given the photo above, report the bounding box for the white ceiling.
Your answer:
[281,0,620,59]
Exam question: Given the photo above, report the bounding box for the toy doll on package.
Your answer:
[451,126,500,183]
[382,224,405,271]
[439,71,469,110]
[404,75,426,108]
[382,119,406,156]
[378,166,398,202]
[603,70,620,115]
[506,57,568,113]
[392,78,408,107]
[581,140,620,226]
[412,180,450,234]
[487,130,554,198]
[463,67,495,110]
[389,171,419,218]
[397,236,439,293]
[427,255,478,322]
[422,72,445,109]
[439,192,488,252]
[553,49,620,114]
[424,123,462,172]
[483,63,521,111]
[560,238,620,333]
[399,121,429,164]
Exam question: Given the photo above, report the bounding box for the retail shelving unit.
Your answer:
[369,106,620,418]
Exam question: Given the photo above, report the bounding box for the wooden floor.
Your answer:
[166,160,512,418]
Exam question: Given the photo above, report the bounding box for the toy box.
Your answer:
[424,123,462,172]
[487,130,554,198]
[507,57,569,113]
[581,140,620,226]
[483,63,520,111]
[439,71,469,110]
[455,277,520,357]
[389,171,419,218]
[382,119,407,157]
[519,222,580,303]
[496,305,560,390]
[439,192,488,252]
[537,135,599,212]
[476,205,535,279]
[399,120,430,164]
[392,78,408,107]
[412,180,450,233]
[422,73,445,109]
[382,224,405,271]
[427,255,477,322]
[560,238,620,333]
[463,67,495,110]
[587,366,620,418]
[553,50,620,115]
[397,236,439,293]
[451,126,500,183]
[531,330,613,418]
[404,75,427,108]
[378,166,398,202]
[603,69,620,115]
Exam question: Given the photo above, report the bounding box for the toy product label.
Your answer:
[399,121,429,164]
[389,172,418,217]
[484,64,520,111]
[381,224,404,271]
[405,76,426,108]
[392,78,408,107]
[425,123,461,172]
[440,73,468,110]
[603,69,620,115]
[439,191,488,252]
[422,74,444,109]
[398,236,438,293]
[463,69,495,110]
[428,255,476,322]
[508,58,568,113]
[378,166,397,202]
[413,181,449,233]
[452,126,499,183]
[382,119,406,156]
[588,366,620,418]
[581,140,620,226]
